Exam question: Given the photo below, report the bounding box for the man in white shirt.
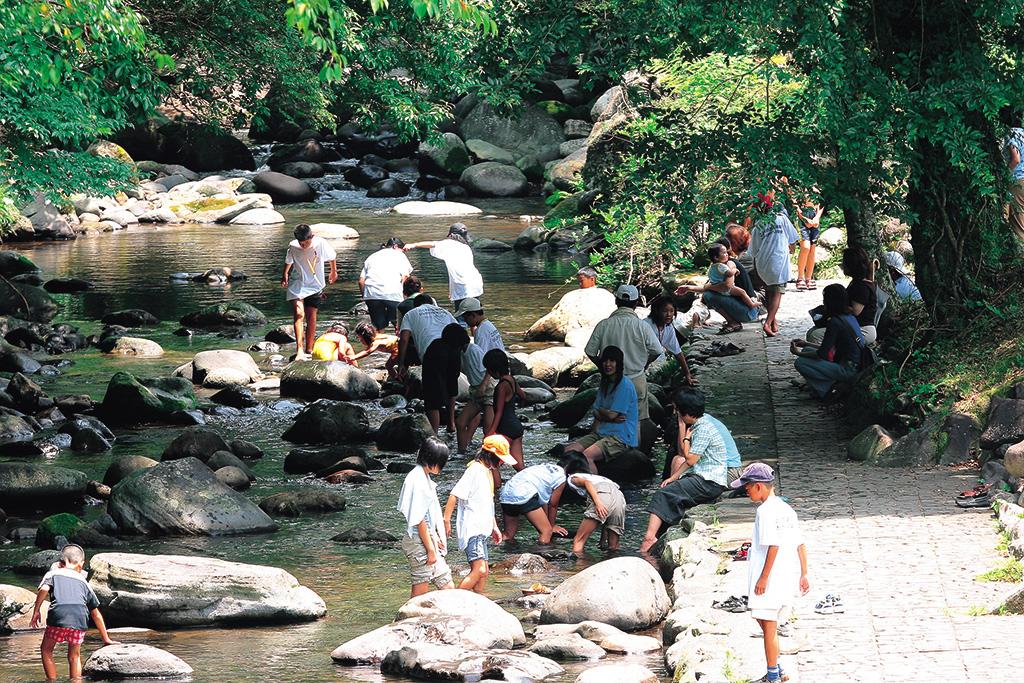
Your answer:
[281,224,337,360]
[360,236,414,331]
[454,298,505,354]
[404,223,483,309]
[585,284,663,421]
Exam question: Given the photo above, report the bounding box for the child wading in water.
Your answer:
[30,544,118,680]
[349,322,400,378]
[731,463,810,683]
[397,437,454,597]
[443,435,517,593]
[562,455,627,555]
[482,349,527,475]
[498,463,569,544]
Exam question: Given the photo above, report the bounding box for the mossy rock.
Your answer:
[180,301,267,328]
[182,197,237,213]
[0,252,42,278]
[536,100,574,122]
[35,513,88,549]
[100,372,199,425]
[86,140,134,165]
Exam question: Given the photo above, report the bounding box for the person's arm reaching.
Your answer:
[28,586,48,629]
[327,259,338,285]
[443,495,457,539]
[90,608,118,645]
[404,241,436,251]
[281,262,292,289]
[397,330,412,378]
[546,483,568,536]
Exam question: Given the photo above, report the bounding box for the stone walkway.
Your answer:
[695,282,1024,682]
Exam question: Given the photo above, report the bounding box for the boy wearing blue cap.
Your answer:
[732,463,810,683]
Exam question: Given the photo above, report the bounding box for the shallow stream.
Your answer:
[0,198,667,682]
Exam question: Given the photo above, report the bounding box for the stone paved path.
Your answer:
[695,282,1024,683]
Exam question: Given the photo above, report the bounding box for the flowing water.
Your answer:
[0,198,667,682]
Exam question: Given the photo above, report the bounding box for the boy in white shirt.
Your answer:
[281,224,338,359]
[443,435,517,593]
[396,437,454,597]
[730,463,810,683]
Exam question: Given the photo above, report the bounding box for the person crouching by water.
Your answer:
[349,322,400,378]
[359,236,413,331]
[311,322,356,362]
[397,437,454,597]
[281,223,337,360]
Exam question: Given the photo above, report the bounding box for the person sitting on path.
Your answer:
[643,297,697,384]
[311,321,356,362]
[563,454,627,555]
[584,284,663,422]
[483,348,527,474]
[498,462,569,544]
[455,298,505,353]
[455,340,492,455]
[677,243,761,335]
[806,246,879,346]
[576,266,598,289]
[349,322,400,378]
[359,236,413,331]
[640,388,728,553]
[749,194,799,337]
[397,437,453,597]
[661,401,743,485]
[792,284,868,400]
[396,276,424,329]
[564,345,638,474]
[398,295,460,433]
[281,223,337,360]
[883,251,922,302]
[404,223,483,310]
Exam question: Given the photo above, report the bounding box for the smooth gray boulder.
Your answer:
[375,413,434,452]
[83,643,193,679]
[525,287,617,341]
[575,663,658,683]
[459,103,566,158]
[176,349,262,385]
[381,643,562,681]
[0,583,48,630]
[0,462,87,510]
[528,633,605,660]
[417,132,471,176]
[180,301,267,328]
[109,458,278,536]
[279,361,381,401]
[258,490,347,517]
[103,456,158,487]
[281,400,370,444]
[459,162,529,197]
[982,397,1024,448]
[89,552,326,627]
[540,557,670,631]
[161,427,230,463]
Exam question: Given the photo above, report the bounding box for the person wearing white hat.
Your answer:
[585,284,663,422]
[883,251,922,302]
[454,298,505,354]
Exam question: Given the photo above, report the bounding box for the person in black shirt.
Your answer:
[791,284,866,398]
[806,246,879,346]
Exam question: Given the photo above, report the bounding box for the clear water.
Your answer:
[0,198,667,682]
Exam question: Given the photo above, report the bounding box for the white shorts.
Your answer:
[750,605,792,623]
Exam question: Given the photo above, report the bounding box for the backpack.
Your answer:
[839,316,877,370]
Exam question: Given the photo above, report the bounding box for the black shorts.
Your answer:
[501,494,542,517]
[302,292,324,309]
[366,300,398,330]
[421,339,460,411]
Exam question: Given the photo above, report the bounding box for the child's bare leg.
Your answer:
[511,438,524,470]
[292,300,306,356]
[501,514,519,542]
[460,559,489,593]
[304,305,318,354]
[760,618,780,669]
[639,513,664,553]
[606,530,621,550]
[40,635,58,681]
[807,243,817,279]
[730,285,759,308]
[455,402,481,453]
[525,508,555,544]
[599,527,609,549]
[410,581,430,597]
[572,518,600,555]
[68,642,83,680]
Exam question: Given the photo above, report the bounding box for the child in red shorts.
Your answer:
[30,544,117,680]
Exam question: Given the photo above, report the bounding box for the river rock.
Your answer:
[214,466,251,491]
[460,162,529,197]
[105,337,164,358]
[847,424,895,462]
[282,400,370,444]
[12,550,61,577]
[375,412,434,452]
[540,557,670,630]
[103,456,158,487]
[258,490,347,517]
[101,309,160,327]
[44,278,93,293]
[575,663,657,683]
[331,527,398,544]
[418,133,471,176]
[278,161,324,179]
[89,552,325,626]
[0,584,48,631]
[207,451,254,480]
[982,397,1024,449]
[390,200,482,216]
[280,361,381,401]
[381,643,562,681]
[465,139,515,165]
[35,513,121,549]
[0,350,42,375]
[526,288,617,342]
[0,252,41,277]
[161,427,230,463]
[62,415,116,453]
[176,349,262,386]
[597,449,656,483]
[493,553,553,575]
[549,388,596,428]
[528,633,605,660]
[100,373,198,425]
[210,384,258,408]
[345,164,388,189]
[386,461,416,474]
[549,147,588,191]
[574,621,661,653]
[180,301,267,328]
[83,643,193,679]
[459,103,566,158]
[471,237,513,252]
[229,208,285,225]
[366,179,410,198]
[252,171,315,204]
[525,346,591,386]
[109,458,277,536]
[0,462,88,510]
[226,440,262,461]
[323,469,372,484]
[0,283,58,322]
[283,446,367,474]
[306,223,359,241]
[396,590,525,645]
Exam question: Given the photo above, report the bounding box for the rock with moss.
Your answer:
[0,252,41,278]
[0,462,88,510]
[847,424,895,462]
[258,490,347,517]
[459,103,566,158]
[280,361,381,401]
[34,512,123,549]
[180,301,267,328]
[0,282,57,322]
[281,399,370,444]
[100,372,198,426]
[417,133,471,176]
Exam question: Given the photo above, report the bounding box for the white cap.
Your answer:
[884,251,906,275]
[454,297,483,318]
[614,284,640,302]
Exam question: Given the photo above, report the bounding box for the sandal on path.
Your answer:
[955,492,993,508]
[795,280,806,291]
[718,322,743,335]
[814,594,845,614]
[809,279,818,289]
[733,542,751,561]
[957,483,991,498]
[712,595,748,613]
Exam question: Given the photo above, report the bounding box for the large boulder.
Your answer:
[847,424,895,462]
[375,413,434,452]
[281,400,370,444]
[0,462,88,510]
[117,120,255,171]
[550,389,596,428]
[283,446,368,475]
[258,491,347,517]
[381,644,562,682]
[540,557,670,631]
[101,309,159,327]
[548,147,588,191]
[252,171,315,204]
[100,373,198,425]
[418,133,471,176]
[459,103,566,158]
[178,349,262,386]
[0,283,58,322]
[465,139,515,164]
[103,456,158,487]
[459,162,529,197]
[161,427,230,463]
[180,301,267,328]
[0,413,37,446]
[390,201,482,216]
[229,208,285,225]
[279,361,381,401]
[89,552,326,627]
[525,346,593,387]
[575,663,658,683]
[525,288,617,342]
[104,337,164,358]
[528,633,606,660]
[83,643,193,679]
[109,458,278,536]
[0,252,42,278]
[366,179,410,198]
[982,397,1024,449]
[0,583,48,631]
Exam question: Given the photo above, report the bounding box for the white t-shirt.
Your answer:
[473,319,505,354]
[396,465,444,539]
[399,304,457,352]
[285,236,337,300]
[499,463,566,506]
[462,343,487,386]
[749,213,799,287]
[449,461,496,549]
[361,248,413,302]
[430,239,483,301]
[747,495,803,610]
[643,316,681,360]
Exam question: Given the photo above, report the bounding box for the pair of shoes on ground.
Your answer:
[733,541,751,561]
[712,594,748,613]
[814,593,845,614]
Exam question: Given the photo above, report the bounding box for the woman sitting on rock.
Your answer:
[643,297,696,385]
[791,284,868,399]
[563,346,638,474]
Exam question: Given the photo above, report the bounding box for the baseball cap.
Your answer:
[454,297,483,319]
[729,462,775,488]
[614,284,640,302]
[480,435,517,465]
[448,222,469,238]
[884,251,906,275]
